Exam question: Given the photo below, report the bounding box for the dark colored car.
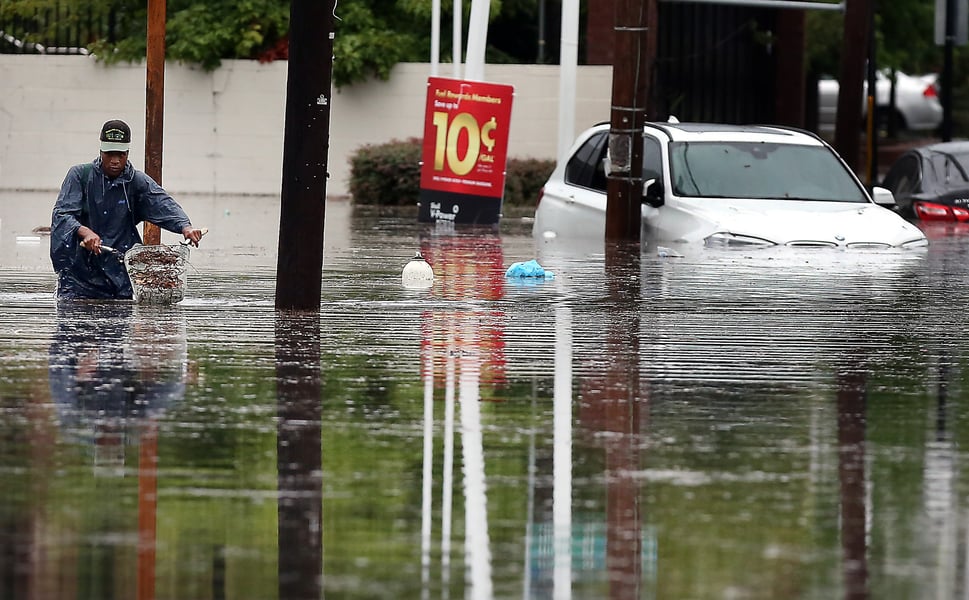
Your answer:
[881,141,969,221]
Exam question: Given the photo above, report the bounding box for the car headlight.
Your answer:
[704,232,776,248]
[899,237,929,249]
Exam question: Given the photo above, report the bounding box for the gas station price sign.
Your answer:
[419,77,515,224]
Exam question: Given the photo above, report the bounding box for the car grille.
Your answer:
[784,241,839,247]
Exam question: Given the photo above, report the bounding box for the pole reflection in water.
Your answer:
[417,227,505,599]
[553,305,573,600]
[421,331,458,600]
[419,313,496,600]
[441,343,456,598]
[421,340,434,600]
[837,366,868,600]
[459,327,493,600]
[274,311,323,600]
[924,352,958,597]
[46,302,189,599]
[601,243,644,599]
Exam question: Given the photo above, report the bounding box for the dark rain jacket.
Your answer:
[50,158,193,300]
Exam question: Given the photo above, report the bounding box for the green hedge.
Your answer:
[347,138,555,208]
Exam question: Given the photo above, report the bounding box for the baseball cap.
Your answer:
[99,119,131,152]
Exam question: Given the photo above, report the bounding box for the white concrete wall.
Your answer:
[0,55,612,197]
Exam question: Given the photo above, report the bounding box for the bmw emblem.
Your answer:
[835,234,845,241]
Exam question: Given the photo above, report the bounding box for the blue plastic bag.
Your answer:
[504,259,554,279]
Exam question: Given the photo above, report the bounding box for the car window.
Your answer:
[926,151,969,192]
[881,154,921,196]
[668,142,868,202]
[643,136,662,182]
[565,131,608,192]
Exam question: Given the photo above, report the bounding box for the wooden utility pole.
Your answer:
[606,0,655,242]
[833,0,872,174]
[143,0,165,246]
[136,4,165,599]
[275,0,335,310]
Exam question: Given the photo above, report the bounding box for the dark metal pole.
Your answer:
[537,0,546,63]
[866,1,877,186]
[275,0,335,311]
[143,0,165,246]
[942,0,956,141]
[773,8,807,128]
[606,0,654,242]
[833,0,872,174]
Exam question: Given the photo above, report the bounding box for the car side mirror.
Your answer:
[643,178,664,208]
[871,186,896,207]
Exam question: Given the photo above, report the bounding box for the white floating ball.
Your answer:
[402,252,434,288]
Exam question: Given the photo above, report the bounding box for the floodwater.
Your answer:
[2,191,969,600]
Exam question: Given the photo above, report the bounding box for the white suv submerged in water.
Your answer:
[533,121,928,249]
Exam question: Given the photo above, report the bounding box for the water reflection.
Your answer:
[49,303,188,442]
[601,244,645,599]
[274,312,322,600]
[417,226,505,600]
[836,366,868,600]
[45,302,187,599]
[8,195,969,598]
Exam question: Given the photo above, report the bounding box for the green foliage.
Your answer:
[89,0,290,71]
[805,10,846,76]
[8,0,962,123]
[165,0,289,70]
[502,157,555,206]
[347,138,553,208]
[332,2,423,87]
[0,0,288,71]
[348,138,423,206]
[1,0,120,50]
[805,0,969,137]
[1,0,537,86]
[876,0,937,72]
[807,1,956,76]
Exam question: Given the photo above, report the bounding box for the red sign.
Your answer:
[419,77,515,224]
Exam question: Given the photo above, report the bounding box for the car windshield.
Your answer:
[669,142,868,202]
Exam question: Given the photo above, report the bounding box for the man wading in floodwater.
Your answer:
[50,119,204,300]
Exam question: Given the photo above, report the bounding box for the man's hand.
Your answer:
[182,227,206,247]
[78,226,103,254]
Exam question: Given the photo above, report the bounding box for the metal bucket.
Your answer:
[124,244,192,305]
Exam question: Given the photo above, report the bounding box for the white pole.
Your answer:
[453,0,463,79]
[451,0,464,79]
[464,0,491,81]
[557,0,579,163]
[431,0,441,76]
[553,306,573,600]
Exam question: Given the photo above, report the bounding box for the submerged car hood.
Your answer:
[660,199,927,247]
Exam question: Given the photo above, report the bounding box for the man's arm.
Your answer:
[133,171,194,234]
[50,165,91,268]
[51,165,87,235]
